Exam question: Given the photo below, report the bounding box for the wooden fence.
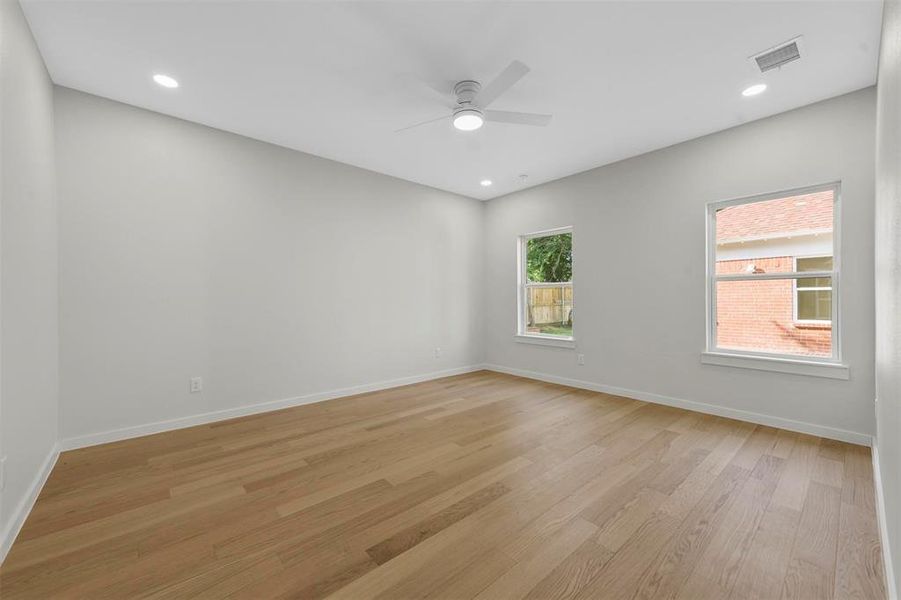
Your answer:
[527,284,573,325]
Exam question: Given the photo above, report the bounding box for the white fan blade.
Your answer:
[394,113,450,133]
[485,110,552,127]
[475,60,530,108]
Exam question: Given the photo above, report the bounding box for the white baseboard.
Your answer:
[483,363,872,446]
[59,364,484,451]
[0,443,60,565]
[873,443,898,600]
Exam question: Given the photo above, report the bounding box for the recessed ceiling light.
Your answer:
[742,83,767,97]
[153,74,179,89]
[453,108,484,131]
[480,179,492,187]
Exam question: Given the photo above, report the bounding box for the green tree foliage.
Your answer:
[527,233,572,282]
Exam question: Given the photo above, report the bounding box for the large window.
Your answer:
[517,227,573,343]
[706,183,840,364]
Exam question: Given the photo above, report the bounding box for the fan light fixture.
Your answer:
[153,74,179,89]
[453,108,484,131]
[742,83,767,97]
[480,179,492,187]
[395,61,552,133]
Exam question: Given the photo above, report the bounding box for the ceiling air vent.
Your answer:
[753,39,801,73]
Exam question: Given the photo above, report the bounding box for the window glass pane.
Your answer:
[797,289,832,321]
[716,279,831,357]
[524,284,573,338]
[715,190,833,275]
[797,276,831,289]
[715,256,796,275]
[526,233,572,283]
[797,256,833,271]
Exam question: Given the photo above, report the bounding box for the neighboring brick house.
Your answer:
[715,191,833,357]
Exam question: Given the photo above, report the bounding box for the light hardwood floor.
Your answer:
[0,371,886,599]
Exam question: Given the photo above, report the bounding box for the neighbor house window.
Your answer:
[517,227,573,342]
[794,256,833,323]
[706,183,839,362]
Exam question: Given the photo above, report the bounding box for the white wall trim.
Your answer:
[483,363,871,446]
[0,443,60,565]
[514,334,576,349]
[59,364,483,451]
[873,442,898,600]
[700,351,850,380]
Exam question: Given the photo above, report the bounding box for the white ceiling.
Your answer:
[22,1,883,200]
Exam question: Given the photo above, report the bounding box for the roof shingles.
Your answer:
[716,191,833,243]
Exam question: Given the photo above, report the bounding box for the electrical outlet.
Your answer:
[434,347,442,358]
[190,377,203,393]
[0,455,7,491]
[577,354,585,366]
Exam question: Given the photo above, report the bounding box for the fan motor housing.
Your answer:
[454,80,481,106]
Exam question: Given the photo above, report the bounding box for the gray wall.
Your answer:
[483,88,876,440]
[876,0,901,594]
[0,0,59,555]
[54,87,484,442]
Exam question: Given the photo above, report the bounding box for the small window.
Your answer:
[707,183,839,362]
[518,228,573,341]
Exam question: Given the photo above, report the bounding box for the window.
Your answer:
[517,227,573,344]
[705,183,841,370]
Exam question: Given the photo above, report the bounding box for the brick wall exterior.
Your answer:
[716,255,831,357]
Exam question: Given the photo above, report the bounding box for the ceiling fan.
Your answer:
[396,60,552,133]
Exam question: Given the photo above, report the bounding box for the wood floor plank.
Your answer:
[472,517,598,600]
[0,371,885,600]
[522,538,615,600]
[834,497,887,600]
[628,464,752,599]
[729,503,802,600]
[770,433,821,512]
[781,481,842,600]
[571,510,682,599]
[274,442,460,517]
[656,424,755,520]
[365,480,510,565]
[676,454,785,599]
[835,443,887,600]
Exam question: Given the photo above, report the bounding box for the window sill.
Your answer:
[700,351,849,380]
[514,334,576,349]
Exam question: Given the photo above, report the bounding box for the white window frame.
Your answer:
[701,182,848,379]
[793,255,833,325]
[515,226,575,348]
